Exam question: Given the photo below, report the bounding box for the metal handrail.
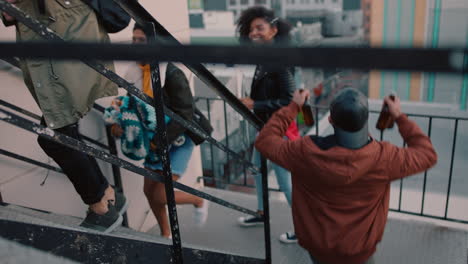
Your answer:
[0,2,269,262]
[0,107,261,218]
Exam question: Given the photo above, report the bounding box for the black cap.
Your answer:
[330,88,369,149]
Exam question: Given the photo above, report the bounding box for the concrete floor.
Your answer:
[0,187,467,264]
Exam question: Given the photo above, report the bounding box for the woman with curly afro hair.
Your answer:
[236,6,299,244]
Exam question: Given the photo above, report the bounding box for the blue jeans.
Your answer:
[252,147,292,211]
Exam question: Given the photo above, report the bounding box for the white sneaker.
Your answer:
[193,200,209,227]
[279,231,298,244]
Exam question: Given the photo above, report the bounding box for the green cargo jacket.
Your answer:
[7,0,117,128]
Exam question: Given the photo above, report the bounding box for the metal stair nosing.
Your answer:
[0,204,264,264]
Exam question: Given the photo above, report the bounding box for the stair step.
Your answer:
[0,237,78,264]
[0,203,264,263]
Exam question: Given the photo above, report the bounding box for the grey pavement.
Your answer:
[0,187,467,264]
[0,237,78,264]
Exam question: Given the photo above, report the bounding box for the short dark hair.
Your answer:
[133,23,144,32]
[236,6,292,44]
[330,88,369,132]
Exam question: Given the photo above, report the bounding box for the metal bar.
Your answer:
[398,141,406,211]
[1,57,20,68]
[206,99,216,185]
[104,125,128,227]
[389,209,468,225]
[0,107,262,218]
[146,23,183,263]
[199,176,281,192]
[223,101,230,183]
[0,99,41,120]
[420,117,433,215]
[0,148,62,173]
[315,106,319,135]
[260,155,271,264]
[0,99,109,150]
[444,119,458,219]
[0,1,258,174]
[0,41,466,74]
[80,135,109,150]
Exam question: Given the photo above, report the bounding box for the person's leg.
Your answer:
[37,120,123,232]
[252,147,264,212]
[238,148,265,226]
[271,161,297,243]
[37,121,113,210]
[272,162,292,206]
[143,173,203,237]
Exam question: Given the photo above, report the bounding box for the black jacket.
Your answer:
[160,63,194,144]
[250,66,296,123]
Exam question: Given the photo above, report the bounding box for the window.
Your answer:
[255,0,266,4]
[240,0,248,5]
[230,0,237,5]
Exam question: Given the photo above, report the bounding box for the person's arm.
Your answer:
[154,68,194,145]
[254,90,309,171]
[253,68,296,112]
[383,96,438,180]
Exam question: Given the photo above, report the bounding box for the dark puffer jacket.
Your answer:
[250,66,296,123]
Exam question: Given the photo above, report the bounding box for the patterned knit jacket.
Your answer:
[104,95,170,160]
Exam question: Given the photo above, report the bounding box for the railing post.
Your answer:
[223,101,230,183]
[105,125,128,227]
[260,155,272,264]
[420,117,433,215]
[444,119,459,219]
[315,106,319,136]
[146,22,183,264]
[206,99,216,186]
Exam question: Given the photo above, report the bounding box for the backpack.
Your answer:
[82,0,131,33]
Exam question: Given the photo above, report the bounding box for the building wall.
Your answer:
[0,0,203,233]
[368,0,467,110]
[227,0,272,20]
[204,0,228,11]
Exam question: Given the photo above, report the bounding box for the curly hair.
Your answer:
[133,23,144,32]
[236,6,292,44]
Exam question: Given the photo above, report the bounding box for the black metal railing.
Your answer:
[195,73,468,225]
[0,0,467,263]
[0,98,130,226]
[0,1,269,263]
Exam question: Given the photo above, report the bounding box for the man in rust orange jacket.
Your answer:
[255,88,437,264]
